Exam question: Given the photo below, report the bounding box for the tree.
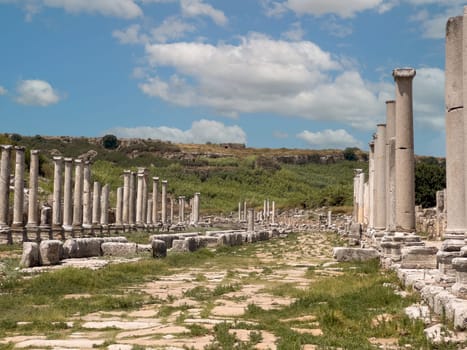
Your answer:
[102,134,119,150]
[343,147,359,161]
[415,158,446,208]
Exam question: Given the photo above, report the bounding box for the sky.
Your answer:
[0,0,460,156]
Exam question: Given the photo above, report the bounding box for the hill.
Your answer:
[1,133,369,214]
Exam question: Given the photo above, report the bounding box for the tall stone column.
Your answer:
[238,202,242,221]
[385,101,396,233]
[247,208,254,232]
[368,141,375,230]
[266,199,270,220]
[122,170,130,225]
[12,147,26,228]
[142,170,148,225]
[363,182,369,226]
[62,158,73,230]
[170,197,174,224]
[193,192,200,224]
[263,200,267,221]
[100,184,110,227]
[152,177,159,223]
[353,170,361,223]
[136,169,145,226]
[92,181,101,226]
[147,199,153,225]
[271,201,275,224]
[72,159,84,229]
[161,180,167,224]
[393,68,416,232]
[26,150,40,230]
[358,171,365,224]
[374,124,387,231]
[82,161,92,229]
[51,156,63,230]
[129,172,136,226]
[243,201,247,221]
[115,187,123,226]
[0,145,12,230]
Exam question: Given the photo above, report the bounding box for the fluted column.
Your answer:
[12,147,25,228]
[374,124,387,231]
[51,156,63,229]
[152,177,159,223]
[72,159,84,228]
[62,158,73,230]
[92,181,101,226]
[393,68,416,232]
[26,150,40,229]
[161,180,167,224]
[122,170,130,225]
[82,161,92,229]
[0,145,12,230]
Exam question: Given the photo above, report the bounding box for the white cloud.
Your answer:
[139,34,389,129]
[297,129,362,149]
[15,79,61,106]
[106,119,247,144]
[151,16,196,43]
[321,17,353,38]
[180,0,227,26]
[282,0,384,18]
[281,22,305,41]
[1,0,143,20]
[113,24,148,44]
[0,86,7,95]
[413,67,444,130]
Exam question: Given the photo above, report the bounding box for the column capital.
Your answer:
[30,149,40,155]
[153,176,159,182]
[1,145,13,151]
[392,68,416,79]
[14,146,25,151]
[162,180,168,184]
[123,169,131,175]
[64,157,73,163]
[385,100,395,105]
[74,158,83,164]
[53,156,63,162]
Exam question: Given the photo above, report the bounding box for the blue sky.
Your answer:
[0,0,459,156]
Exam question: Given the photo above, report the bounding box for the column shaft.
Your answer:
[374,124,387,230]
[62,158,73,229]
[72,159,84,227]
[0,145,12,229]
[161,180,167,224]
[51,156,63,228]
[92,181,101,225]
[12,147,25,228]
[27,150,40,228]
[100,184,109,226]
[152,177,159,223]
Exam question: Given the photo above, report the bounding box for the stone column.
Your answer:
[385,101,396,233]
[129,171,136,226]
[368,141,375,230]
[92,181,101,227]
[82,161,92,229]
[51,156,63,230]
[12,147,25,228]
[62,158,73,231]
[115,187,123,226]
[136,169,145,226]
[263,200,267,221]
[358,171,365,224]
[72,159,84,229]
[247,208,254,232]
[179,196,185,223]
[193,192,200,224]
[238,202,242,221]
[170,197,174,224]
[266,199,270,220]
[142,170,148,225]
[122,170,130,225]
[271,201,275,224]
[243,201,247,221]
[161,180,167,224]
[26,150,40,230]
[327,210,332,228]
[374,124,387,231]
[0,145,12,231]
[393,68,416,232]
[363,182,369,227]
[100,184,110,227]
[353,169,362,223]
[152,177,159,223]
[147,199,153,226]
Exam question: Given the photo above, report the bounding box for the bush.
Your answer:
[343,147,359,161]
[102,134,119,150]
[415,158,445,208]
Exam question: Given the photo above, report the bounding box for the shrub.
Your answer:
[102,134,119,150]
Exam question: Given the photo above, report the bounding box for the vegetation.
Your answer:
[415,157,446,208]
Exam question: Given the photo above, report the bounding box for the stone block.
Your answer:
[20,242,40,268]
[400,246,438,269]
[171,239,187,252]
[101,242,137,256]
[332,247,379,262]
[63,238,101,258]
[39,240,63,266]
[441,239,465,252]
[152,239,167,258]
[136,244,152,253]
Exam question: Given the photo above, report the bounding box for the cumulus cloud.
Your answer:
[180,0,227,26]
[413,67,444,130]
[15,79,61,106]
[281,22,305,41]
[113,24,148,44]
[106,119,247,144]
[297,129,362,149]
[1,0,143,20]
[151,16,196,43]
[139,34,389,129]
[0,86,7,95]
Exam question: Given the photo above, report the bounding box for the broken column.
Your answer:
[271,201,276,224]
[51,156,63,233]
[374,124,387,231]
[100,184,110,230]
[179,196,185,223]
[0,145,12,235]
[12,147,25,232]
[193,192,200,225]
[92,181,101,231]
[62,158,73,232]
[115,186,123,228]
[161,180,167,224]
[247,208,254,232]
[393,68,416,233]
[146,199,153,227]
[26,150,40,236]
[153,181,160,225]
